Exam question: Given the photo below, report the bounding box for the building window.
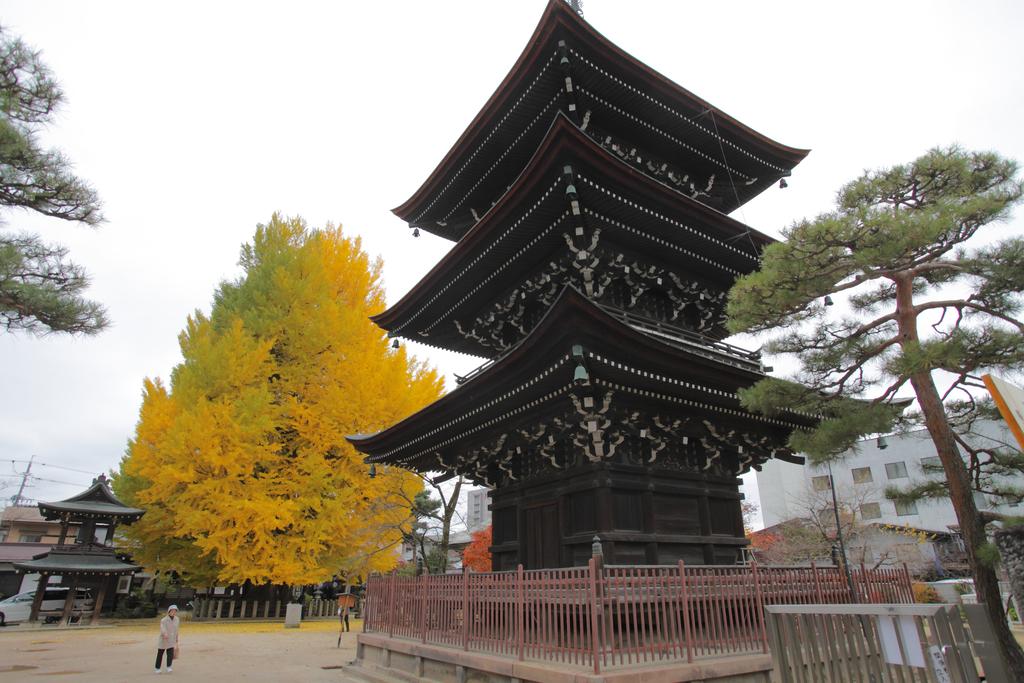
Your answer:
[894,500,918,516]
[885,462,909,479]
[851,467,873,484]
[920,456,942,473]
[19,533,43,543]
[812,475,832,491]
[860,502,882,520]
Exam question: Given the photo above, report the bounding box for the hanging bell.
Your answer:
[779,178,788,189]
[573,364,590,386]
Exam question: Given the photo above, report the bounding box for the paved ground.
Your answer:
[0,618,359,682]
[1,618,1022,682]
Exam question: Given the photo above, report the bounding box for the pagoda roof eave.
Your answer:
[13,546,140,576]
[393,0,808,233]
[38,501,145,521]
[374,113,772,334]
[350,287,815,463]
[37,475,145,523]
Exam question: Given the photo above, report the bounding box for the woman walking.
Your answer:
[154,605,180,674]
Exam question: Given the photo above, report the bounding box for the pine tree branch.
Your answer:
[914,299,1024,333]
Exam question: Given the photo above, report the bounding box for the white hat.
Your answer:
[168,605,178,613]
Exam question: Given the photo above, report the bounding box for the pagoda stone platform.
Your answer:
[345,633,772,683]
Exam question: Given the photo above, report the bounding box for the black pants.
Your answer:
[341,613,350,632]
[155,648,174,668]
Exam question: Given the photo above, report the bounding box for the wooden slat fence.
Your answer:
[363,561,912,675]
[192,597,338,620]
[765,603,983,683]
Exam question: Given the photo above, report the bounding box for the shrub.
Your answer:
[912,582,941,604]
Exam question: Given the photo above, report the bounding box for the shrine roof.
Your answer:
[375,114,774,351]
[394,0,808,240]
[349,287,815,472]
[38,474,145,523]
[13,545,140,576]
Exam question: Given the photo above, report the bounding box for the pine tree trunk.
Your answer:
[994,525,1024,626]
[895,274,1024,677]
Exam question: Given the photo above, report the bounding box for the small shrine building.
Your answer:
[14,474,143,625]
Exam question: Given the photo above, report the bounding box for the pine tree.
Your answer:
[116,214,443,586]
[727,147,1024,675]
[0,27,106,334]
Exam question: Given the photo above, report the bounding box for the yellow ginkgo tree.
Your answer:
[115,214,443,587]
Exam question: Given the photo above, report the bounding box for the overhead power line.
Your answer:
[8,459,100,476]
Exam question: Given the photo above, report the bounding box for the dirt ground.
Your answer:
[2,618,1022,682]
[0,618,359,682]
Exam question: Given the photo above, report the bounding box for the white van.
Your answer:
[0,587,94,625]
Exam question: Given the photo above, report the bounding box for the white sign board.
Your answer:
[984,374,1024,450]
[877,614,926,668]
[927,645,953,683]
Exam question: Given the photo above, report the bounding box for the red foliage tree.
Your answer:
[462,525,492,572]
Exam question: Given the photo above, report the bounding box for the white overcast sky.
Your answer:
[1,1,1022,521]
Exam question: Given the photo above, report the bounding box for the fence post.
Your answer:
[516,564,525,661]
[678,560,693,663]
[587,557,602,674]
[860,562,868,603]
[462,569,470,651]
[387,572,396,638]
[751,561,769,654]
[811,561,824,603]
[901,563,913,603]
[420,572,429,643]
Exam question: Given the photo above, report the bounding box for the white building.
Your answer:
[465,488,491,531]
[757,419,1022,532]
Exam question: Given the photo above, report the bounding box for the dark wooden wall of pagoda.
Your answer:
[489,459,745,571]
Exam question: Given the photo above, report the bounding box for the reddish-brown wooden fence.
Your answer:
[363,561,912,674]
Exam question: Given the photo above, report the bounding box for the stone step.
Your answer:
[338,663,426,683]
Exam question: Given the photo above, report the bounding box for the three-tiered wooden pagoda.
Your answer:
[349,0,814,570]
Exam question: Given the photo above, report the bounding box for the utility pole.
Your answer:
[828,460,857,602]
[12,455,34,506]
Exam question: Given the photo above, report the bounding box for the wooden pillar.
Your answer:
[29,572,49,622]
[698,495,715,564]
[57,517,69,545]
[642,490,657,563]
[91,575,110,625]
[60,575,80,625]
